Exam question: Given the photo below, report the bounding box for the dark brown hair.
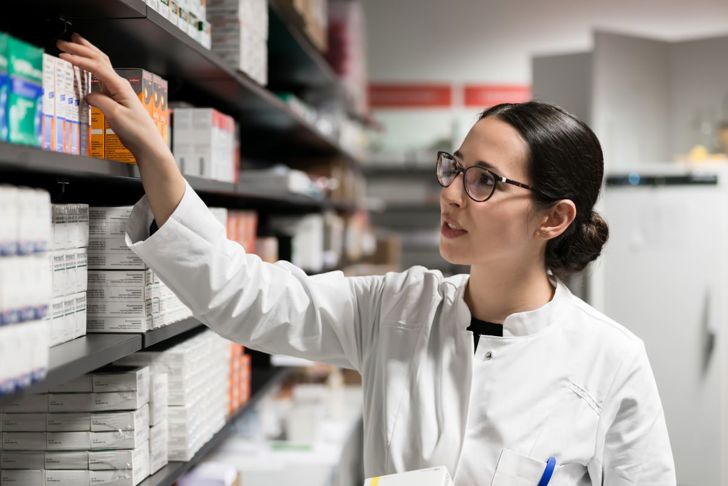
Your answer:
[480,101,608,277]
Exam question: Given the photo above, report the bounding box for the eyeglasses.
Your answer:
[436,151,543,203]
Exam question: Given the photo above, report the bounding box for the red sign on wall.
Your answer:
[463,84,531,108]
[369,83,453,108]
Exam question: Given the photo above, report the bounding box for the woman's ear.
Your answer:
[536,200,577,240]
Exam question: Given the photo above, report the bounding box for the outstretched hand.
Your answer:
[57,33,166,161]
[56,33,185,227]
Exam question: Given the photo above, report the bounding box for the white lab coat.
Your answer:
[126,183,676,486]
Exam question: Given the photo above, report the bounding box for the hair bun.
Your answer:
[547,210,609,277]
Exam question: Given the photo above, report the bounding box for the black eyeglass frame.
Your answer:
[436,150,551,202]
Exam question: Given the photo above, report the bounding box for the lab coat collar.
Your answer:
[452,274,570,338]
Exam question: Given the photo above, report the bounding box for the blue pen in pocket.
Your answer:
[537,457,556,486]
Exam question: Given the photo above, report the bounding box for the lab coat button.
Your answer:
[484,351,493,360]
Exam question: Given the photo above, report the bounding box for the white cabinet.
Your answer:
[603,165,728,486]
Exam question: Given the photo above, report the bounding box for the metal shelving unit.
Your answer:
[0,318,203,405]
[0,142,355,214]
[142,317,202,347]
[1,0,360,163]
[267,0,370,125]
[268,0,339,91]
[5,334,143,400]
[0,0,361,481]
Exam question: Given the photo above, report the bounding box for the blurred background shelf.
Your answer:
[268,0,370,125]
[139,366,293,486]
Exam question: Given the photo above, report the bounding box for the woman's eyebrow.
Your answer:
[453,150,498,171]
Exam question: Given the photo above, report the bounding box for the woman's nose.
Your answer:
[441,173,466,208]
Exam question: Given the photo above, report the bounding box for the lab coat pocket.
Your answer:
[550,463,590,486]
[490,449,548,486]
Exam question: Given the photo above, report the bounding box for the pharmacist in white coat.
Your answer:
[59,35,675,486]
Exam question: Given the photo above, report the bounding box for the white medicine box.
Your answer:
[364,467,454,486]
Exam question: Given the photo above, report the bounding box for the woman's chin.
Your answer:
[439,241,470,265]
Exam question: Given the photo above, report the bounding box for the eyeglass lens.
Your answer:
[437,153,496,202]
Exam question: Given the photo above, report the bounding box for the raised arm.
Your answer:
[59,33,385,370]
[57,33,185,226]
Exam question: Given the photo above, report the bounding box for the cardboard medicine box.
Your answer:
[90,74,104,158]
[7,35,43,147]
[0,469,45,486]
[41,53,56,151]
[92,366,150,394]
[104,69,155,164]
[363,467,454,486]
[89,442,149,470]
[91,404,149,432]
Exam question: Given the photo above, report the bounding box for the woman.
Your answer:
[58,34,675,485]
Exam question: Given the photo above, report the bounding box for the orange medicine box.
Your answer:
[89,75,104,158]
[104,69,154,164]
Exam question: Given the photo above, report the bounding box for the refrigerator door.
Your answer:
[604,174,724,486]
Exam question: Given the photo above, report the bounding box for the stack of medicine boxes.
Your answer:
[46,204,89,346]
[0,366,153,486]
[145,0,211,49]
[86,206,192,333]
[207,0,268,85]
[0,186,52,395]
[41,53,92,155]
[116,331,230,461]
[172,107,238,183]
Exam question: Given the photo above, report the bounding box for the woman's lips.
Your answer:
[441,221,467,238]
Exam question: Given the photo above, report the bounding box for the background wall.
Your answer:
[363,0,728,155]
[670,35,728,157]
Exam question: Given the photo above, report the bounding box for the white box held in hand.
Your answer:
[364,467,454,486]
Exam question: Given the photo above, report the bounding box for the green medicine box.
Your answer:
[7,35,43,147]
